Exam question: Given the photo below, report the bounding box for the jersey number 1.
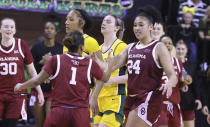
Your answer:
[70,67,77,85]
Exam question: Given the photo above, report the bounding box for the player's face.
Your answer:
[101,15,118,35]
[133,16,153,41]
[44,22,57,39]
[151,23,164,40]
[0,19,16,39]
[65,10,81,33]
[161,37,173,52]
[183,12,193,24]
[176,43,188,58]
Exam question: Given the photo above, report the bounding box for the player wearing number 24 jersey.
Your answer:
[14,31,110,127]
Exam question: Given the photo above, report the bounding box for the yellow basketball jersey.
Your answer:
[99,39,127,97]
[63,34,100,56]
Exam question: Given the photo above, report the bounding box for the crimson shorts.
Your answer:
[0,93,25,119]
[154,101,181,127]
[181,110,195,121]
[31,91,52,103]
[124,90,163,126]
[44,107,90,127]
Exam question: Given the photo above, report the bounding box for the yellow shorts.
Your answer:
[93,95,126,127]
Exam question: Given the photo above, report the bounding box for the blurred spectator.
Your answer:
[30,21,63,127]
[176,40,201,127]
[198,6,210,68]
[177,11,198,62]
[151,22,177,57]
[178,0,207,27]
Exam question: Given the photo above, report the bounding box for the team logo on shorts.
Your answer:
[141,107,146,115]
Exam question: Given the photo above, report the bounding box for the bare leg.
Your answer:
[34,104,45,127]
[159,125,168,127]
[183,120,194,127]
[45,101,51,115]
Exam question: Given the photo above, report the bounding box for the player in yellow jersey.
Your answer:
[64,9,100,56]
[92,15,127,127]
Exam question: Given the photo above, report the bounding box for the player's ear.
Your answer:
[79,45,84,53]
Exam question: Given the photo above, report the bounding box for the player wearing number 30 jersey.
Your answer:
[14,31,110,127]
[0,18,44,127]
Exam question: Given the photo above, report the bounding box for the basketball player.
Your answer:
[92,15,127,127]
[154,35,190,127]
[92,6,178,127]
[0,18,44,127]
[64,9,100,56]
[14,31,110,127]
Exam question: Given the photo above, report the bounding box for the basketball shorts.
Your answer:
[44,107,90,127]
[93,95,126,127]
[154,101,181,127]
[124,90,163,126]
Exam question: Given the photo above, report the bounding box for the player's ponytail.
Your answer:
[110,15,125,40]
[62,30,84,53]
[136,5,162,25]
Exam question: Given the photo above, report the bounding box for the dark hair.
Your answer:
[160,34,169,41]
[44,21,60,32]
[43,14,61,32]
[74,9,92,31]
[136,5,162,25]
[109,15,125,40]
[176,40,188,50]
[62,30,84,53]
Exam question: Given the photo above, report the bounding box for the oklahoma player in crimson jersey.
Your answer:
[14,31,110,127]
[154,35,191,127]
[0,18,44,127]
[92,6,177,127]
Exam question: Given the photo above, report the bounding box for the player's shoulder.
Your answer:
[84,34,97,42]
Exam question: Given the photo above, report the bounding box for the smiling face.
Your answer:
[133,16,153,41]
[151,23,165,40]
[176,42,188,59]
[44,22,57,39]
[65,10,82,33]
[0,18,16,40]
[101,15,119,35]
[161,36,173,53]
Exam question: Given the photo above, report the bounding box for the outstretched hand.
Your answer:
[89,96,99,117]
[183,75,192,85]
[159,81,172,98]
[14,83,23,93]
[37,92,45,106]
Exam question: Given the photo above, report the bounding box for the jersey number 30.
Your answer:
[0,62,17,75]
[127,60,140,74]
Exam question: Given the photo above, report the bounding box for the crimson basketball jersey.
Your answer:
[162,57,182,104]
[43,53,103,108]
[127,41,163,95]
[0,38,33,94]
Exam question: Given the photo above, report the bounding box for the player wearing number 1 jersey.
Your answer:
[0,18,44,127]
[14,31,110,127]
